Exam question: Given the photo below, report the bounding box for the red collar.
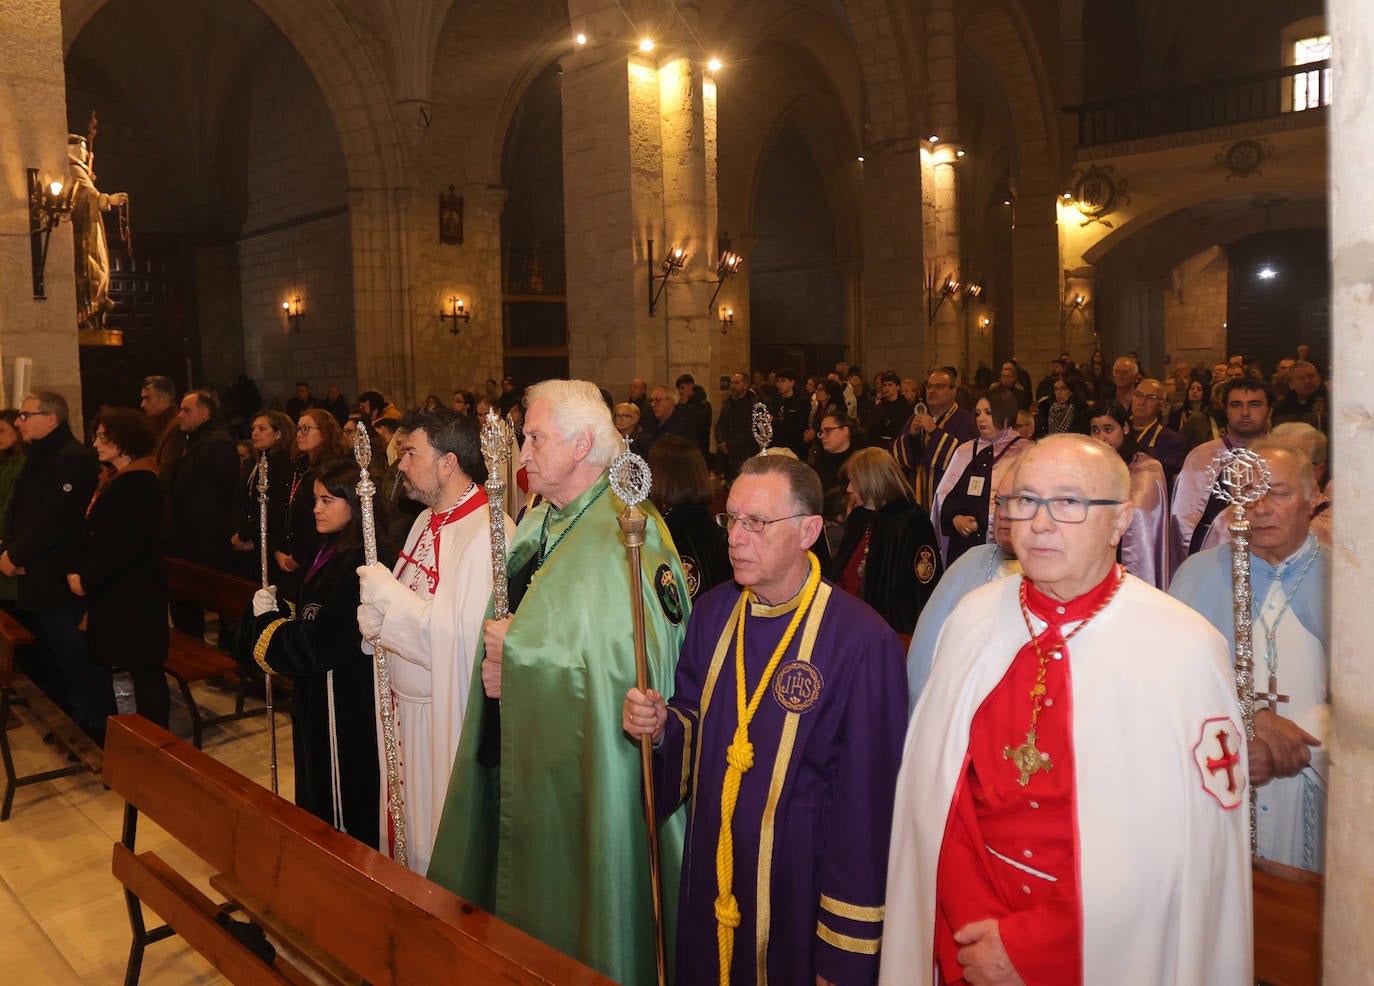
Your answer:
[1023,565,1122,628]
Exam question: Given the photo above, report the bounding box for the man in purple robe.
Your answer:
[625,454,907,985]
[892,368,977,510]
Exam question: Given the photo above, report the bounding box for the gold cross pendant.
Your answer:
[1004,729,1053,786]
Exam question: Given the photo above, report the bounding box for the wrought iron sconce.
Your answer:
[719,306,734,334]
[28,168,72,300]
[707,249,744,313]
[439,296,470,335]
[1061,293,1087,327]
[647,239,686,317]
[927,268,984,323]
[282,297,304,330]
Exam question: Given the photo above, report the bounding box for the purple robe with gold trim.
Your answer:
[654,574,907,985]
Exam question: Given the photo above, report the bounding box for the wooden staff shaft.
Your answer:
[620,508,667,986]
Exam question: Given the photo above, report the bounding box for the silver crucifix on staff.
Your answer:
[1206,444,1272,852]
[256,453,278,794]
[751,401,773,455]
[354,422,408,867]
[609,443,667,986]
[480,410,514,620]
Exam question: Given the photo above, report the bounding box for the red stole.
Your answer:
[395,489,488,593]
[933,567,1121,986]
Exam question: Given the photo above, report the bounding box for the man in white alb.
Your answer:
[357,407,511,874]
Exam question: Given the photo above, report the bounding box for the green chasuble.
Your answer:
[428,473,689,986]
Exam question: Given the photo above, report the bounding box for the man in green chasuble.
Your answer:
[428,379,690,986]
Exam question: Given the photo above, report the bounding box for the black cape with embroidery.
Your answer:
[662,502,731,601]
[826,500,942,634]
[252,542,380,848]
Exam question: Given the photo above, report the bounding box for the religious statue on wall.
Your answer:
[68,114,131,331]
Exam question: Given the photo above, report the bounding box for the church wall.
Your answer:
[1326,0,1374,974]
[0,0,84,422]
[231,30,354,406]
[1162,245,1227,371]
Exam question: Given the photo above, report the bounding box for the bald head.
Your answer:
[1020,433,1131,501]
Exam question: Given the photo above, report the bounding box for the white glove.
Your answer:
[357,564,408,614]
[252,586,279,617]
[357,601,384,642]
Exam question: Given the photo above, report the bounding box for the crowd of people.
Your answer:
[0,345,1333,984]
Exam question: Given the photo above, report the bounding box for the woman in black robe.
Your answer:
[809,411,860,494]
[272,408,346,602]
[69,408,168,728]
[648,435,730,601]
[230,409,295,582]
[250,459,390,847]
[826,447,943,636]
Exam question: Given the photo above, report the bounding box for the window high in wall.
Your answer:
[1292,34,1331,110]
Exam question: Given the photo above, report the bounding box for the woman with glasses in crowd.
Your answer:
[272,408,346,601]
[809,412,860,494]
[68,408,168,726]
[932,388,1029,567]
[451,390,478,421]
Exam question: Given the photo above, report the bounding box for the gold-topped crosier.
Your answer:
[255,452,278,794]
[1206,444,1272,852]
[354,421,408,867]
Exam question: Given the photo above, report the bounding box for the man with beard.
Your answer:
[355,408,510,874]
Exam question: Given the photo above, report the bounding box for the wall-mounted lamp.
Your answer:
[719,306,734,334]
[648,239,686,316]
[707,249,744,313]
[439,296,471,335]
[1061,292,1087,327]
[282,296,304,330]
[926,269,985,322]
[28,168,72,299]
[977,313,993,332]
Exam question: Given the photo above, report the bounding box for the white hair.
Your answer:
[525,379,622,468]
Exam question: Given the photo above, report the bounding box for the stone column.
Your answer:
[561,40,719,393]
[924,0,962,373]
[1324,0,1374,978]
[0,0,84,426]
[859,143,924,374]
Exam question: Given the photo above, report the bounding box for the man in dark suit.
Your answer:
[0,392,106,740]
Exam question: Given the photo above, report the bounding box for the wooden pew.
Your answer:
[103,715,615,985]
[162,557,273,748]
[1253,858,1323,986]
[0,608,104,821]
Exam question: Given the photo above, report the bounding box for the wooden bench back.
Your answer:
[0,608,36,690]
[1253,858,1323,985]
[164,557,258,623]
[102,715,614,985]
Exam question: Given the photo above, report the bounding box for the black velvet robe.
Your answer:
[254,543,379,849]
[827,499,943,635]
[661,502,731,601]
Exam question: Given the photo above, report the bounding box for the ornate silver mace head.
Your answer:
[1206,446,1272,509]
[481,408,514,473]
[609,441,652,509]
[751,401,773,454]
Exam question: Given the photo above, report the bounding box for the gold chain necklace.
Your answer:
[1003,567,1122,787]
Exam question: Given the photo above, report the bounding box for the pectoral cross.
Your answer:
[1004,730,1053,786]
[1258,673,1290,713]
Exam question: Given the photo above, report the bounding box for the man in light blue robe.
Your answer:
[907,469,1021,712]
[1170,442,1330,872]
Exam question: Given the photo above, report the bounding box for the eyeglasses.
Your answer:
[16,410,46,421]
[1132,392,1163,402]
[715,512,808,534]
[1002,494,1124,524]
[819,426,843,435]
[296,425,317,434]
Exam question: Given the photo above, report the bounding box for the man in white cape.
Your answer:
[357,408,512,875]
[882,434,1251,985]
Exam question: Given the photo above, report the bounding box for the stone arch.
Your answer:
[835,0,916,143]
[63,0,404,194]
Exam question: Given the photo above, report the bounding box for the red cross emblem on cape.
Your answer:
[1192,716,1246,811]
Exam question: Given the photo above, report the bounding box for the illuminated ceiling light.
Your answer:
[1062,191,1073,200]
[707,57,722,71]
[1257,266,1278,280]
[639,38,655,52]
[955,149,966,158]
[575,32,587,45]
[857,155,865,163]
[927,134,940,143]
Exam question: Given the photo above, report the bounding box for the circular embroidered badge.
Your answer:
[655,563,683,625]
[916,545,937,585]
[681,556,700,598]
[772,660,823,714]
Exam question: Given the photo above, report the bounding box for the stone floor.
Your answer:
[1,670,294,984]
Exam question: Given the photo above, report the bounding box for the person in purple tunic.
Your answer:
[624,454,908,985]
